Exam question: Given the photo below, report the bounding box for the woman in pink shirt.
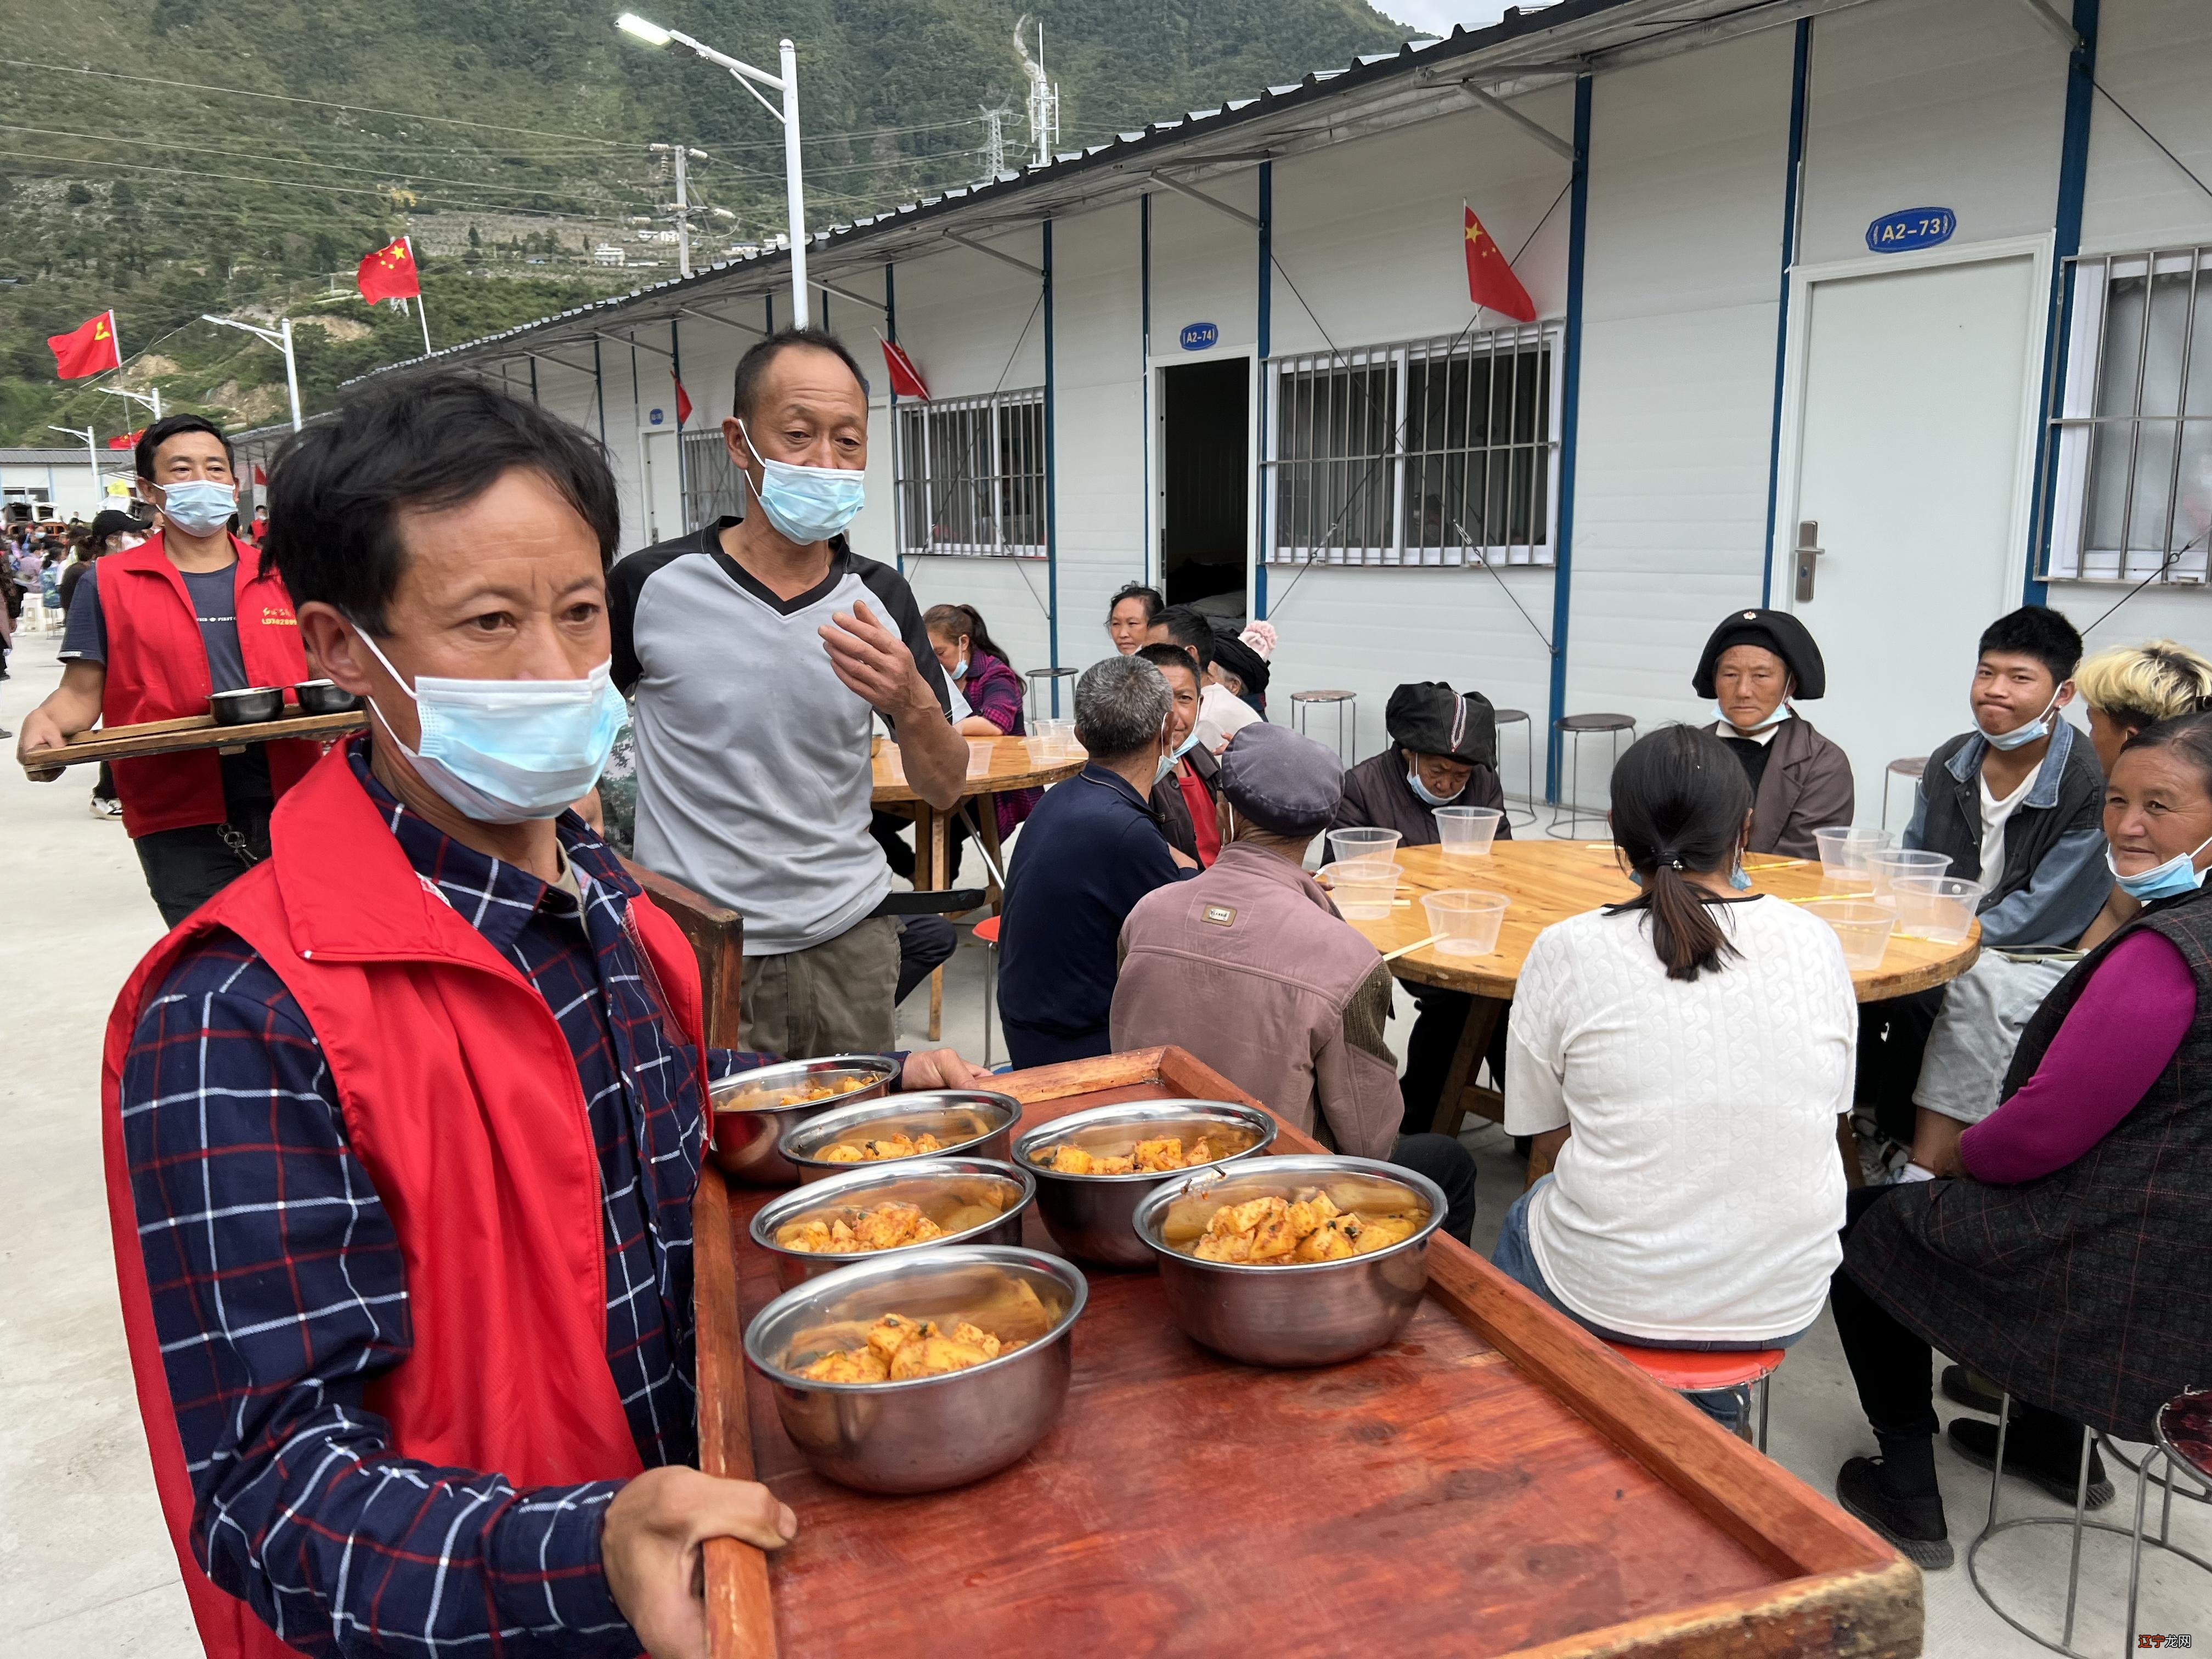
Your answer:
[1830,712,2212,1570]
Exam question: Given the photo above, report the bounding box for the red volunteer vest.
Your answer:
[98,532,319,837]
[101,742,707,1658]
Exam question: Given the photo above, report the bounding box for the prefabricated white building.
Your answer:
[351,0,2212,822]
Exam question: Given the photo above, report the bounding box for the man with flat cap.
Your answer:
[1112,723,1478,1243]
[1695,608,1854,859]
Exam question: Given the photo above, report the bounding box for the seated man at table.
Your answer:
[105,374,986,1659]
[997,654,1197,1066]
[1112,723,1478,1243]
[1331,681,1512,1130]
[16,414,321,925]
[1147,602,1260,752]
[1693,607,1854,858]
[1139,642,1221,866]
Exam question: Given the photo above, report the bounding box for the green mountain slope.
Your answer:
[0,0,1406,443]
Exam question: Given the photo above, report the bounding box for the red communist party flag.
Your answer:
[881,337,930,401]
[253,463,269,486]
[1464,205,1537,323]
[49,310,121,379]
[108,428,143,450]
[357,236,422,305]
[674,378,693,427]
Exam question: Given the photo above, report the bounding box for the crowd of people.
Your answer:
[9,324,2211,1654]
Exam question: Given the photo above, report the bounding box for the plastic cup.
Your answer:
[1423,889,1509,957]
[1329,827,1403,865]
[1434,806,1503,861]
[1321,859,1402,921]
[1821,900,1897,970]
[1813,826,1893,893]
[1867,848,1950,896]
[1891,875,1979,944]
[966,738,996,778]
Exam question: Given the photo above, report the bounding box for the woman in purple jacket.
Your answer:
[925,603,1042,842]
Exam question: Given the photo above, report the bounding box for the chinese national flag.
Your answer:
[1464,206,1536,323]
[49,310,121,379]
[881,338,930,401]
[674,378,693,427]
[108,428,142,450]
[253,463,269,486]
[357,236,421,305]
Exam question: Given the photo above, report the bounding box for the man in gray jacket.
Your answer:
[1111,723,1477,1240]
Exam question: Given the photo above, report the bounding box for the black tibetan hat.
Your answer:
[1692,608,1827,701]
[1385,682,1498,769]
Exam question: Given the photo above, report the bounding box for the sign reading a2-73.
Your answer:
[1866,207,1957,254]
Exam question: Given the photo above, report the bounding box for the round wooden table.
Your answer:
[1345,840,1981,1142]
[871,734,1086,1036]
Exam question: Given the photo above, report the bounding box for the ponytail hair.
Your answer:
[923,602,1014,674]
[1602,725,1754,982]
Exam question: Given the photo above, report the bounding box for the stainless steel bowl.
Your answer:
[709,1056,901,1186]
[1012,1099,1277,1268]
[292,679,363,714]
[1132,1154,1446,1367]
[744,1244,1086,1493]
[778,1090,1021,1183]
[748,1156,1036,1289]
[209,686,284,725]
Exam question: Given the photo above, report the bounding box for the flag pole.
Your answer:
[408,238,433,355]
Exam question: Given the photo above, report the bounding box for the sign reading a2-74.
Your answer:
[1866,207,1957,254]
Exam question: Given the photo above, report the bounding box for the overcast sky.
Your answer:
[1373,1,1562,36]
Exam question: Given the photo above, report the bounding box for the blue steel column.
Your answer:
[528,355,540,404]
[1043,219,1061,713]
[2025,0,2101,607]
[1254,161,1272,620]
[670,318,686,520]
[1141,193,1153,589]
[1760,19,1813,608]
[886,260,902,573]
[1545,75,1593,804]
[592,337,607,445]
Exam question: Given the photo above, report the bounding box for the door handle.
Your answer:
[1793,520,1824,602]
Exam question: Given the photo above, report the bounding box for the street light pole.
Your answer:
[619,14,809,326]
[202,313,302,432]
[49,424,100,509]
[98,384,163,423]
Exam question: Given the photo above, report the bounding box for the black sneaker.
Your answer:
[1947,1418,2114,1509]
[1835,1456,1954,1568]
[1941,1364,2005,1415]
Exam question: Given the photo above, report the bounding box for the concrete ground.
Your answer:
[5,627,2206,1656]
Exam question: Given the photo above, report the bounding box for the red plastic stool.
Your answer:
[972,914,1002,1066]
[1606,1343,1785,1452]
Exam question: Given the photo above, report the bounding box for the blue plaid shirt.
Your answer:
[119,747,778,1656]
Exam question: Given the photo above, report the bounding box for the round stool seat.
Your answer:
[2159,1388,2212,1485]
[1494,707,1531,726]
[1887,755,1928,778]
[1606,1343,1784,1393]
[1292,689,1356,704]
[1557,712,1636,734]
[972,914,1001,947]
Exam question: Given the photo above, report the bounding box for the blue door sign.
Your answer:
[1179,321,1219,351]
[1866,208,1956,254]
[648,408,665,425]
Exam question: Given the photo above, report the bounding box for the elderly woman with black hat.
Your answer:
[1695,608,1854,859]
[1331,681,1513,1128]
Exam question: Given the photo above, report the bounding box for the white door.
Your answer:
[640,428,684,545]
[1786,250,2042,826]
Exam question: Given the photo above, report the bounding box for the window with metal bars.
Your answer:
[895,388,1047,558]
[1265,324,1560,567]
[681,428,745,533]
[2046,246,2212,583]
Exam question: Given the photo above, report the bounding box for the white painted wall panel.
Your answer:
[2080,0,2212,252]
[1565,27,1795,801]
[1797,0,2066,266]
[1148,174,1260,358]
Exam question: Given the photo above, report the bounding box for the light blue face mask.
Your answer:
[1716,699,1793,736]
[1980,690,2063,752]
[2107,832,2212,903]
[159,478,237,538]
[1406,761,1466,808]
[1171,729,1203,761]
[741,422,866,545]
[355,629,627,825]
[951,654,969,681]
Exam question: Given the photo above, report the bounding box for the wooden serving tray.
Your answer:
[21,708,369,770]
[693,1046,1920,1658]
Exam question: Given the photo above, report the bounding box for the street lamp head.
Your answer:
[617,13,672,46]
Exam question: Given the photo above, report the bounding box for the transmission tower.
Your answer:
[981,103,1011,179]
[1014,16,1059,167]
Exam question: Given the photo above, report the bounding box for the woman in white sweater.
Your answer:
[1494,724,1855,1420]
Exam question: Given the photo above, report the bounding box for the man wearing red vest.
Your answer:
[102,376,988,1657]
[18,414,320,924]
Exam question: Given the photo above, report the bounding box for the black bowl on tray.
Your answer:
[294,679,362,715]
[209,687,285,725]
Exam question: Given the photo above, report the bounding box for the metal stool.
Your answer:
[1882,757,1927,835]
[1025,665,1080,725]
[2128,1390,2212,1652]
[1970,1392,2212,1657]
[1292,690,1357,766]
[1494,707,1537,828]
[1548,713,1636,838]
[1605,1343,1784,1453]
[972,913,1002,1067]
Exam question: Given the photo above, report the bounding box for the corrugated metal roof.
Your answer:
[343,0,1842,383]
[0,448,97,465]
